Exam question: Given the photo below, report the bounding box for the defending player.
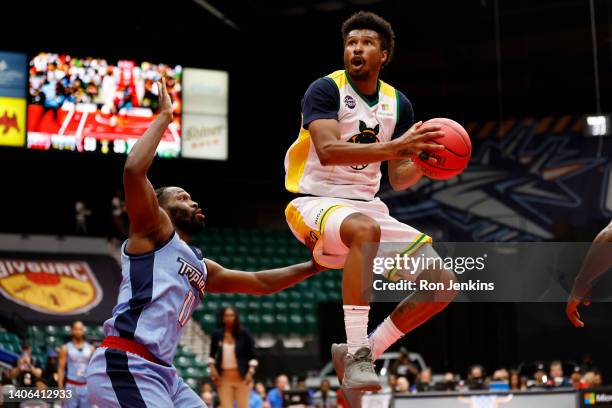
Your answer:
[58,321,94,408]
[284,11,457,394]
[86,78,325,408]
[566,220,612,327]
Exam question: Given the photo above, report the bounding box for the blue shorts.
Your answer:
[86,347,205,408]
[63,382,90,408]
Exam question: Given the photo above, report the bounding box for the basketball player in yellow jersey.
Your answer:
[284,11,457,394]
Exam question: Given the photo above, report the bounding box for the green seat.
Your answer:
[287,302,301,313]
[185,377,199,390]
[274,302,288,313]
[246,300,260,313]
[44,325,58,336]
[288,314,305,334]
[175,355,192,369]
[274,292,289,302]
[260,314,275,333]
[305,314,318,333]
[206,299,220,314]
[260,301,274,313]
[200,313,217,334]
[244,314,261,333]
[302,291,316,302]
[287,291,302,302]
[234,301,247,313]
[275,313,288,334]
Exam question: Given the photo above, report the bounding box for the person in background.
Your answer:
[202,391,214,408]
[390,348,419,385]
[436,372,457,391]
[254,382,270,408]
[570,370,583,390]
[395,376,410,394]
[75,200,92,235]
[58,321,94,408]
[41,350,58,387]
[200,382,218,407]
[209,307,258,408]
[415,368,433,392]
[548,361,570,387]
[296,376,314,406]
[10,343,42,387]
[312,379,337,408]
[509,369,524,391]
[267,374,289,408]
[248,382,264,408]
[465,365,486,390]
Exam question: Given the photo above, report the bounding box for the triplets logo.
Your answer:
[177,257,206,299]
[0,111,19,135]
[347,120,380,170]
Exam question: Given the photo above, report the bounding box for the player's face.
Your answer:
[164,187,206,235]
[344,29,388,81]
[223,308,236,328]
[71,322,85,340]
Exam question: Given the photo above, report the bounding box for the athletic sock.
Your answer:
[368,316,404,361]
[343,305,371,354]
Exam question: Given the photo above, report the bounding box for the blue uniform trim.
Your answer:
[114,255,155,339]
[123,232,176,258]
[104,348,147,408]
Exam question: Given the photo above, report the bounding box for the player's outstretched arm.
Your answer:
[566,221,612,327]
[310,119,445,166]
[205,259,326,295]
[123,79,174,241]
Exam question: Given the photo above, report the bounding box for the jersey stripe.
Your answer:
[104,348,147,407]
[285,127,312,192]
[113,255,154,339]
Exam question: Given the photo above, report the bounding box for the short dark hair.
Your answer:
[155,187,171,207]
[341,11,395,67]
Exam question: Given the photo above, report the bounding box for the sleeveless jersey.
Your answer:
[65,341,93,383]
[285,70,401,201]
[103,232,207,364]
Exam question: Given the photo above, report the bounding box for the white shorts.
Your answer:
[285,196,431,274]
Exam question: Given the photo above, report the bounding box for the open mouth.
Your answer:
[351,56,364,69]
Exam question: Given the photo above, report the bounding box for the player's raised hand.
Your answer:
[391,121,445,160]
[157,77,173,117]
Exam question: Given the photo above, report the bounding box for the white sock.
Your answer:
[368,316,404,361]
[343,305,370,354]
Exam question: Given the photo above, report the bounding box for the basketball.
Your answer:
[413,118,472,180]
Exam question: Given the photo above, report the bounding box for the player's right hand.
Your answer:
[391,121,445,160]
[566,291,591,327]
[157,77,173,117]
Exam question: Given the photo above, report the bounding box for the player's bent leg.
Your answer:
[171,376,206,407]
[369,244,457,360]
[86,348,174,408]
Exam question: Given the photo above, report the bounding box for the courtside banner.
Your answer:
[0,252,121,323]
[366,242,612,302]
[0,51,27,147]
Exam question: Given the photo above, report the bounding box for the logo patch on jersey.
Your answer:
[347,120,380,170]
[0,259,103,315]
[177,257,206,299]
[344,95,356,109]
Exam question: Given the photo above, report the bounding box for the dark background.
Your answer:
[0,0,610,380]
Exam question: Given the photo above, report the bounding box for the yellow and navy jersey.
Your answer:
[284,70,414,201]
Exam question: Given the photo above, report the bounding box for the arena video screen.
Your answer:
[26,52,182,157]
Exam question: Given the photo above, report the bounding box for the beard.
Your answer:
[168,206,205,235]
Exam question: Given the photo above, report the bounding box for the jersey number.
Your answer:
[178,291,196,326]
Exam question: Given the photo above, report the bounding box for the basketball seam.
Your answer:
[430,120,471,157]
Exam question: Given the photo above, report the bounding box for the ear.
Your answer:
[381,50,388,65]
[373,124,380,134]
[359,120,366,132]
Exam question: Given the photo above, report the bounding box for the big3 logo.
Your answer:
[347,120,380,170]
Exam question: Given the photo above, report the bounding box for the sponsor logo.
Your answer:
[0,259,103,315]
[344,95,356,109]
[0,97,26,146]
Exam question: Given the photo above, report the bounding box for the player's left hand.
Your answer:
[305,232,327,273]
[566,290,591,327]
[157,77,173,117]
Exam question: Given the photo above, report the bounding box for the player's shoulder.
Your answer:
[305,74,340,95]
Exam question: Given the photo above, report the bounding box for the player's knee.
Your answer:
[341,214,381,246]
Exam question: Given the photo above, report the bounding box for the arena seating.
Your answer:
[191,227,343,336]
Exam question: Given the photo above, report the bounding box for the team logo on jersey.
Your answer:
[347,120,380,170]
[344,95,356,109]
[177,257,206,299]
[0,259,103,315]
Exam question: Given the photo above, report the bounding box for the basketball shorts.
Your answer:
[285,196,432,279]
[86,347,205,408]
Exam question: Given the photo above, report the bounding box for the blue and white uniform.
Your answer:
[86,232,208,407]
[64,340,94,408]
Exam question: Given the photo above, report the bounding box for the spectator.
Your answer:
[531,363,547,388]
[296,376,313,406]
[390,348,419,385]
[593,371,603,387]
[248,382,263,408]
[41,350,58,387]
[383,373,397,393]
[10,343,42,387]
[75,200,92,235]
[200,382,218,407]
[435,372,457,391]
[395,376,410,394]
[415,368,433,392]
[466,365,486,390]
[267,375,289,408]
[492,368,509,382]
[570,371,583,390]
[209,307,258,408]
[509,369,525,391]
[254,382,270,408]
[549,361,570,387]
[202,391,214,408]
[312,379,337,408]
